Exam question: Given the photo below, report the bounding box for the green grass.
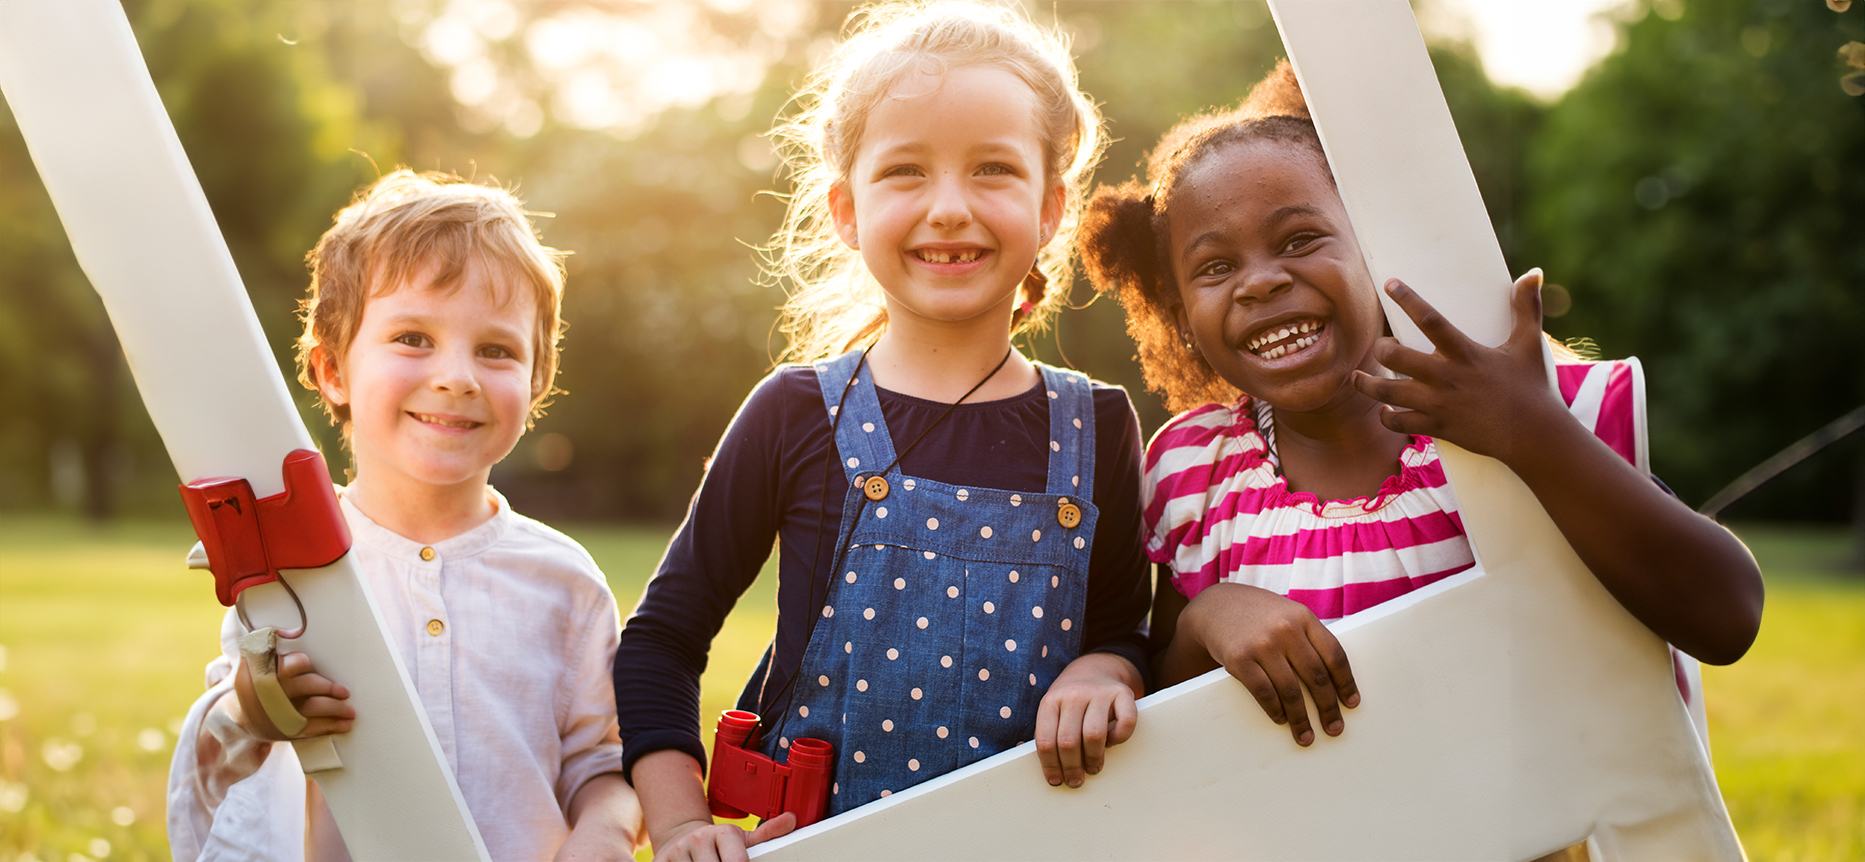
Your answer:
[0,516,1860,860]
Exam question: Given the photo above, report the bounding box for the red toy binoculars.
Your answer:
[706,710,833,828]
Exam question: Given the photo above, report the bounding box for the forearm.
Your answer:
[632,749,716,851]
[1153,589,1224,688]
[560,773,644,860]
[1504,412,1764,664]
[193,691,275,807]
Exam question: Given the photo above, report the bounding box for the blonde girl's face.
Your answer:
[1168,138,1386,414]
[831,64,1065,333]
[314,259,537,495]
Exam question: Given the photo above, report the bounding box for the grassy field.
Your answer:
[1,517,1860,861]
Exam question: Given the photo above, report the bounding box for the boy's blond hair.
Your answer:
[295,169,567,428]
[768,0,1107,362]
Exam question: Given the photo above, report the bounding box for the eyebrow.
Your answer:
[1177,204,1330,267]
[1262,204,1325,230]
[867,139,1034,165]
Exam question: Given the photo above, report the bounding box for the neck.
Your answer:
[1270,388,1413,500]
[343,469,497,545]
[865,308,1038,403]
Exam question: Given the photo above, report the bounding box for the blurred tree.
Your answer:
[1525,0,1865,527]
[0,0,395,517]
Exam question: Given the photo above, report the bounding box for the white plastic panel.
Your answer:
[751,3,1742,859]
[0,1,488,857]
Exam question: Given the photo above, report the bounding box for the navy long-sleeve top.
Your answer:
[613,365,1152,781]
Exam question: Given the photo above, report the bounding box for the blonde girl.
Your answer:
[614,4,1153,860]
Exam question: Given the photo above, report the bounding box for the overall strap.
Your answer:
[1039,364,1096,500]
[812,349,899,484]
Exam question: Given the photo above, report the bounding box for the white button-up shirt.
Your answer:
[167,490,628,861]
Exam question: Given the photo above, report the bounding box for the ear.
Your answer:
[1039,181,1067,246]
[1169,302,1194,347]
[829,183,860,250]
[310,344,348,407]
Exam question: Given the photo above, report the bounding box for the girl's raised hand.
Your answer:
[1034,652,1142,788]
[1351,270,1568,466]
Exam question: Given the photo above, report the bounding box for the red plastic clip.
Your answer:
[177,449,351,608]
[707,710,833,828]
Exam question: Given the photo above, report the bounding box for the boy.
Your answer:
[166,170,641,861]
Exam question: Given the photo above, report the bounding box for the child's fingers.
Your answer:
[1107,689,1138,748]
[1079,693,1112,775]
[745,813,795,847]
[1261,656,1316,747]
[1286,641,1345,739]
[1375,403,1438,438]
[1307,623,1360,711]
[295,694,357,721]
[1033,696,1066,786]
[1054,697,1090,787]
[1227,660,1288,727]
[276,653,351,701]
[1383,279,1474,359]
[1505,269,1546,350]
[1350,370,1436,413]
[1368,336,1442,382]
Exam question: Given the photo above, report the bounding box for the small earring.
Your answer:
[849,235,860,249]
[1180,333,1196,353]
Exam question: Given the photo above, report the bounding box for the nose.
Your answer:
[432,345,480,398]
[926,171,972,230]
[1234,258,1293,305]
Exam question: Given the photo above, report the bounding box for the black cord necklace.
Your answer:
[764,343,1016,747]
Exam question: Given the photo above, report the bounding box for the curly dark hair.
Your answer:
[1078,60,1333,413]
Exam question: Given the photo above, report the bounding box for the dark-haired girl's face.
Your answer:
[1166,138,1385,414]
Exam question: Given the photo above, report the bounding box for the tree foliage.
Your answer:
[2,0,1859,525]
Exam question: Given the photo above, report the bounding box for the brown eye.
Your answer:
[394,332,428,348]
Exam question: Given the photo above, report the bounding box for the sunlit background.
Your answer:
[2,0,1862,859]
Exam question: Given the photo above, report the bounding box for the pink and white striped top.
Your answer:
[1143,359,1646,620]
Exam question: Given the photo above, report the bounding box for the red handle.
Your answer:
[178,449,351,607]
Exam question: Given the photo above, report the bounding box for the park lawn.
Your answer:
[0,516,1860,861]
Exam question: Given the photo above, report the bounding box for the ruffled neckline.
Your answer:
[1231,396,1438,521]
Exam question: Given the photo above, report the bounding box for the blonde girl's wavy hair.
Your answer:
[769,0,1107,363]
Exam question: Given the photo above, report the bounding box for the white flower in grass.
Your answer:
[0,780,27,813]
[0,688,18,721]
[137,729,165,752]
[42,739,82,772]
[111,806,136,826]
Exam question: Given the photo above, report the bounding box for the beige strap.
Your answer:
[238,626,310,738]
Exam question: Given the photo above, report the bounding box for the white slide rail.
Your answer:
[0,1,487,858]
[751,3,1743,859]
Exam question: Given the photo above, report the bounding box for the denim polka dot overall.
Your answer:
[763,349,1099,815]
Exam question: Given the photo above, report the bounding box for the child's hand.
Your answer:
[1351,270,1569,466]
[1182,583,1358,747]
[230,650,354,741]
[1035,652,1141,788]
[651,813,794,862]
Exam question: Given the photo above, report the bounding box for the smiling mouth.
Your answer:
[410,412,482,430]
[1247,319,1324,360]
[914,249,984,264]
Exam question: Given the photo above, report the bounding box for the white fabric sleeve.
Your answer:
[553,587,628,810]
[165,608,309,862]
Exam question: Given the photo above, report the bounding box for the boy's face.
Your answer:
[319,260,536,494]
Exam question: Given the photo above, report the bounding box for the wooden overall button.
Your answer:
[862,475,891,501]
[1057,503,1082,529]
[426,619,444,636]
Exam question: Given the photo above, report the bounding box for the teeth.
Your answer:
[1249,325,1322,358]
[918,249,981,264]
[413,413,479,429]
